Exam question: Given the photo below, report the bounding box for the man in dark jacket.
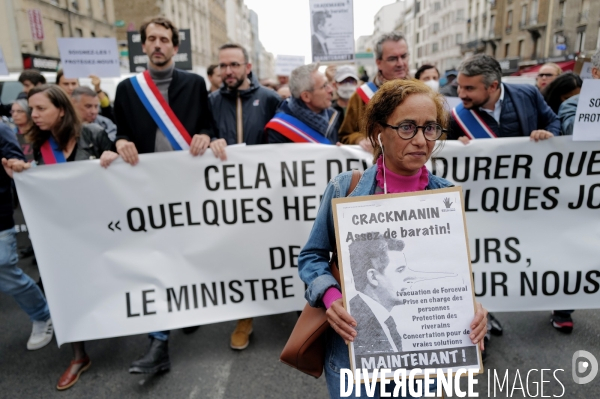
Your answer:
[448,54,559,141]
[208,43,280,350]
[113,16,212,374]
[0,122,53,351]
[208,43,281,160]
[267,63,341,144]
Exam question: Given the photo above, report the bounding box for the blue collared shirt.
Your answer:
[479,83,504,125]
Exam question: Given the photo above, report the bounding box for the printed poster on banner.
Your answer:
[309,0,355,63]
[275,55,305,76]
[127,30,192,72]
[58,38,121,78]
[0,48,8,76]
[573,79,600,141]
[332,187,482,380]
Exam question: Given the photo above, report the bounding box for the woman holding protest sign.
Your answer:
[2,84,117,391]
[298,79,489,398]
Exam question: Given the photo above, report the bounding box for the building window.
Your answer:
[456,33,463,44]
[100,0,107,19]
[506,10,513,33]
[416,32,420,44]
[433,22,440,33]
[518,39,524,57]
[530,0,538,24]
[91,31,96,37]
[520,5,527,28]
[55,22,64,38]
[457,9,464,21]
[505,43,510,57]
[597,26,600,50]
[576,29,586,52]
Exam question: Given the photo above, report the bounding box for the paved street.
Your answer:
[1,233,599,398]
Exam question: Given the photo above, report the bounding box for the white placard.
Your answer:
[0,48,8,76]
[58,38,120,78]
[573,79,600,141]
[14,145,372,345]
[580,62,593,79]
[309,0,355,63]
[275,55,305,76]
[444,96,462,111]
[334,188,481,379]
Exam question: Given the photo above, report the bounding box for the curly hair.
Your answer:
[363,79,448,164]
[26,85,82,151]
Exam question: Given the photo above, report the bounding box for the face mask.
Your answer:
[337,83,357,99]
[424,80,440,92]
[439,77,448,86]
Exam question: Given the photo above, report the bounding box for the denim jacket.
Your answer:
[298,164,453,308]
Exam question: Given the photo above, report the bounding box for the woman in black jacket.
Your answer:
[2,84,118,391]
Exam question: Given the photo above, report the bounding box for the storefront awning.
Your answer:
[511,60,576,77]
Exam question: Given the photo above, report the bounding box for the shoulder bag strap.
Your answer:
[330,169,363,283]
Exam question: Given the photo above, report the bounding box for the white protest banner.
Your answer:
[57,38,120,78]
[15,145,372,345]
[309,0,355,63]
[275,55,305,76]
[573,79,600,141]
[0,48,8,76]
[333,188,482,379]
[429,137,600,312]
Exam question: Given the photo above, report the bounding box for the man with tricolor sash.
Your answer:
[338,32,411,151]
[266,64,341,145]
[113,17,212,375]
[448,54,559,142]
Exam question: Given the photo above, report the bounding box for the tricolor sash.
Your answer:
[451,103,498,139]
[130,70,192,151]
[356,82,378,104]
[266,113,332,144]
[40,136,66,164]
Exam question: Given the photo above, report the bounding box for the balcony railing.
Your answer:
[505,26,512,34]
[555,18,564,28]
[578,10,589,23]
[519,21,527,29]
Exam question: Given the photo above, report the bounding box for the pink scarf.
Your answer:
[375,156,429,194]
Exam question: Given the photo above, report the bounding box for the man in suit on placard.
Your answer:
[348,237,453,355]
[311,10,332,58]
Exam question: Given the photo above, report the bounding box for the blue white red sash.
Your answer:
[451,103,498,139]
[130,70,192,150]
[266,113,332,144]
[40,136,66,164]
[356,82,378,104]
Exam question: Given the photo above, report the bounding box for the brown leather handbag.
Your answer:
[279,170,362,378]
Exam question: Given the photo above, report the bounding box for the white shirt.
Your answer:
[357,292,399,352]
[479,83,504,125]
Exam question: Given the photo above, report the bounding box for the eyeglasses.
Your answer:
[10,109,26,115]
[384,53,409,64]
[218,62,246,71]
[381,121,444,141]
[537,73,556,78]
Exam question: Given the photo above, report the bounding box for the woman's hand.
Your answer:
[469,302,488,351]
[116,139,139,165]
[99,151,119,168]
[326,299,357,344]
[2,158,30,178]
[190,133,211,156]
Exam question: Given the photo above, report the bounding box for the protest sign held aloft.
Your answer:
[309,0,355,63]
[573,79,600,141]
[57,38,120,78]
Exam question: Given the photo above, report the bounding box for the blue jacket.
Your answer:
[0,122,26,231]
[298,165,453,307]
[449,83,560,138]
[557,94,579,136]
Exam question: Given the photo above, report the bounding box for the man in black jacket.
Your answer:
[208,43,281,161]
[113,16,212,374]
[208,43,280,350]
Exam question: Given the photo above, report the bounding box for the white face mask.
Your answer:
[337,83,357,99]
[424,80,440,92]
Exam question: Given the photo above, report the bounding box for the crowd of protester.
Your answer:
[1,14,599,396]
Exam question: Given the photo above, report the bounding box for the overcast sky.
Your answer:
[244,0,398,62]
